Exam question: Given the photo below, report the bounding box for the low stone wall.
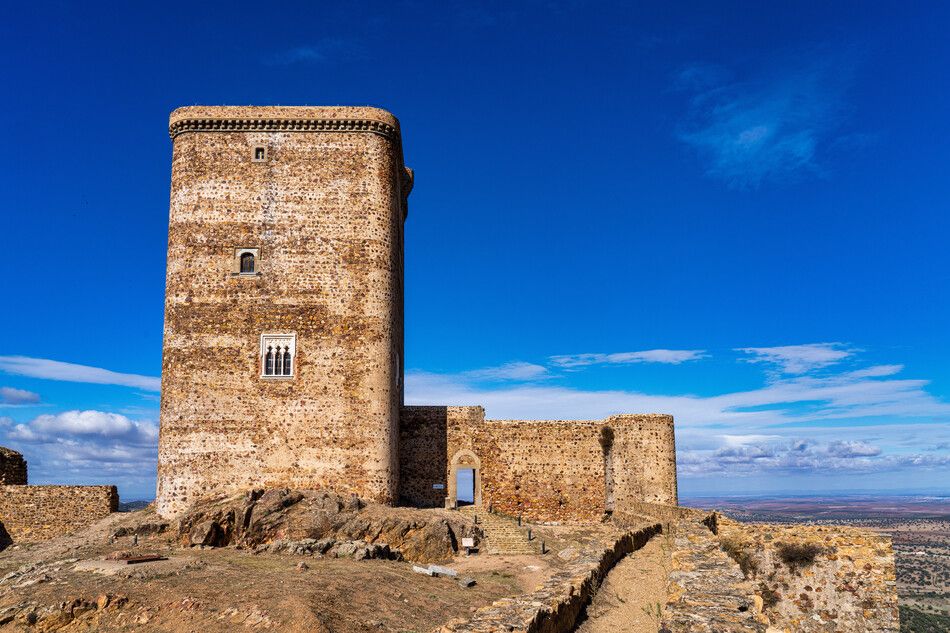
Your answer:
[613,501,708,527]
[716,518,899,632]
[0,485,118,542]
[0,448,27,485]
[437,522,661,633]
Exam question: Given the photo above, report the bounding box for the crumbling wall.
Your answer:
[0,447,27,485]
[0,485,118,542]
[157,106,411,518]
[716,518,899,632]
[399,407,678,523]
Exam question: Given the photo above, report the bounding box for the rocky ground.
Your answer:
[0,490,606,632]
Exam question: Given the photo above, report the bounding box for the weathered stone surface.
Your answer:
[716,518,899,632]
[176,488,479,563]
[399,406,677,523]
[0,485,118,543]
[660,514,898,632]
[662,517,766,632]
[0,447,27,485]
[439,521,662,633]
[156,106,411,518]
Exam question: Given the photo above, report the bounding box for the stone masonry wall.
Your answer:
[716,517,899,632]
[0,448,27,485]
[399,406,677,523]
[157,106,410,517]
[0,485,118,542]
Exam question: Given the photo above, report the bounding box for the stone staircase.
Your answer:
[458,505,539,555]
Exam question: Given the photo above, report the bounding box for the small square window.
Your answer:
[252,146,267,162]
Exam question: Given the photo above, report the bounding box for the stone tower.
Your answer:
[156,106,411,518]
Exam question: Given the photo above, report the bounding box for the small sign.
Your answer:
[432,483,445,490]
[461,537,475,548]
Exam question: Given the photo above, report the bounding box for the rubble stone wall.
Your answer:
[717,517,899,632]
[0,485,118,542]
[399,406,677,523]
[157,106,411,518]
[0,448,27,485]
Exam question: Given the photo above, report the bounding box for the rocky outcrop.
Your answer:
[176,489,481,564]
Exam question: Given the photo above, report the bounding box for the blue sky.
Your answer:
[1,1,948,501]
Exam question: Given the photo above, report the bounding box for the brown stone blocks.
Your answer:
[0,447,27,485]
[0,485,118,542]
[156,107,410,517]
[399,407,678,523]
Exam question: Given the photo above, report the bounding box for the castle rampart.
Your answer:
[398,406,677,523]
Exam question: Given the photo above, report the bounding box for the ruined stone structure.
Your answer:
[155,106,677,520]
[0,447,118,543]
[399,407,677,522]
[0,447,27,485]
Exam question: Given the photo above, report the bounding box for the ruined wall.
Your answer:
[0,485,118,542]
[156,106,411,518]
[399,407,678,523]
[716,518,899,632]
[610,414,678,507]
[0,447,27,485]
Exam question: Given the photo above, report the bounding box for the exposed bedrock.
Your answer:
[176,488,482,564]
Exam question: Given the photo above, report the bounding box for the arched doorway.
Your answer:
[449,449,482,508]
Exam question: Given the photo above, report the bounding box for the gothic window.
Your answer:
[264,347,275,376]
[240,252,255,274]
[261,334,295,378]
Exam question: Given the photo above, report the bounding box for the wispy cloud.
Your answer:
[736,343,856,374]
[0,386,40,405]
[676,52,855,188]
[0,356,161,391]
[406,345,950,482]
[463,361,550,382]
[550,349,707,368]
[266,39,364,66]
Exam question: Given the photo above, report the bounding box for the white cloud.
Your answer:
[463,361,550,381]
[0,386,40,405]
[736,343,856,374]
[0,356,160,391]
[8,410,157,445]
[550,349,707,368]
[406,351,950,481]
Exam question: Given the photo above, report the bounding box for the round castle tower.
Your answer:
[156,106,411,518]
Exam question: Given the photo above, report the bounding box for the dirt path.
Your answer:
[574,534,670,633]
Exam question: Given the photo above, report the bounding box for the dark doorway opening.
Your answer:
[456,468,475,506]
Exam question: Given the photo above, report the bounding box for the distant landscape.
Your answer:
[683,494,950,632]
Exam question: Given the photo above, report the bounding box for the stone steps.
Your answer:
[458,506,539,555]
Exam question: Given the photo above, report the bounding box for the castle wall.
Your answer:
[399,406,677,523]
[156,107,410,517]
[0,485,118,542]
[0,448,27,485]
